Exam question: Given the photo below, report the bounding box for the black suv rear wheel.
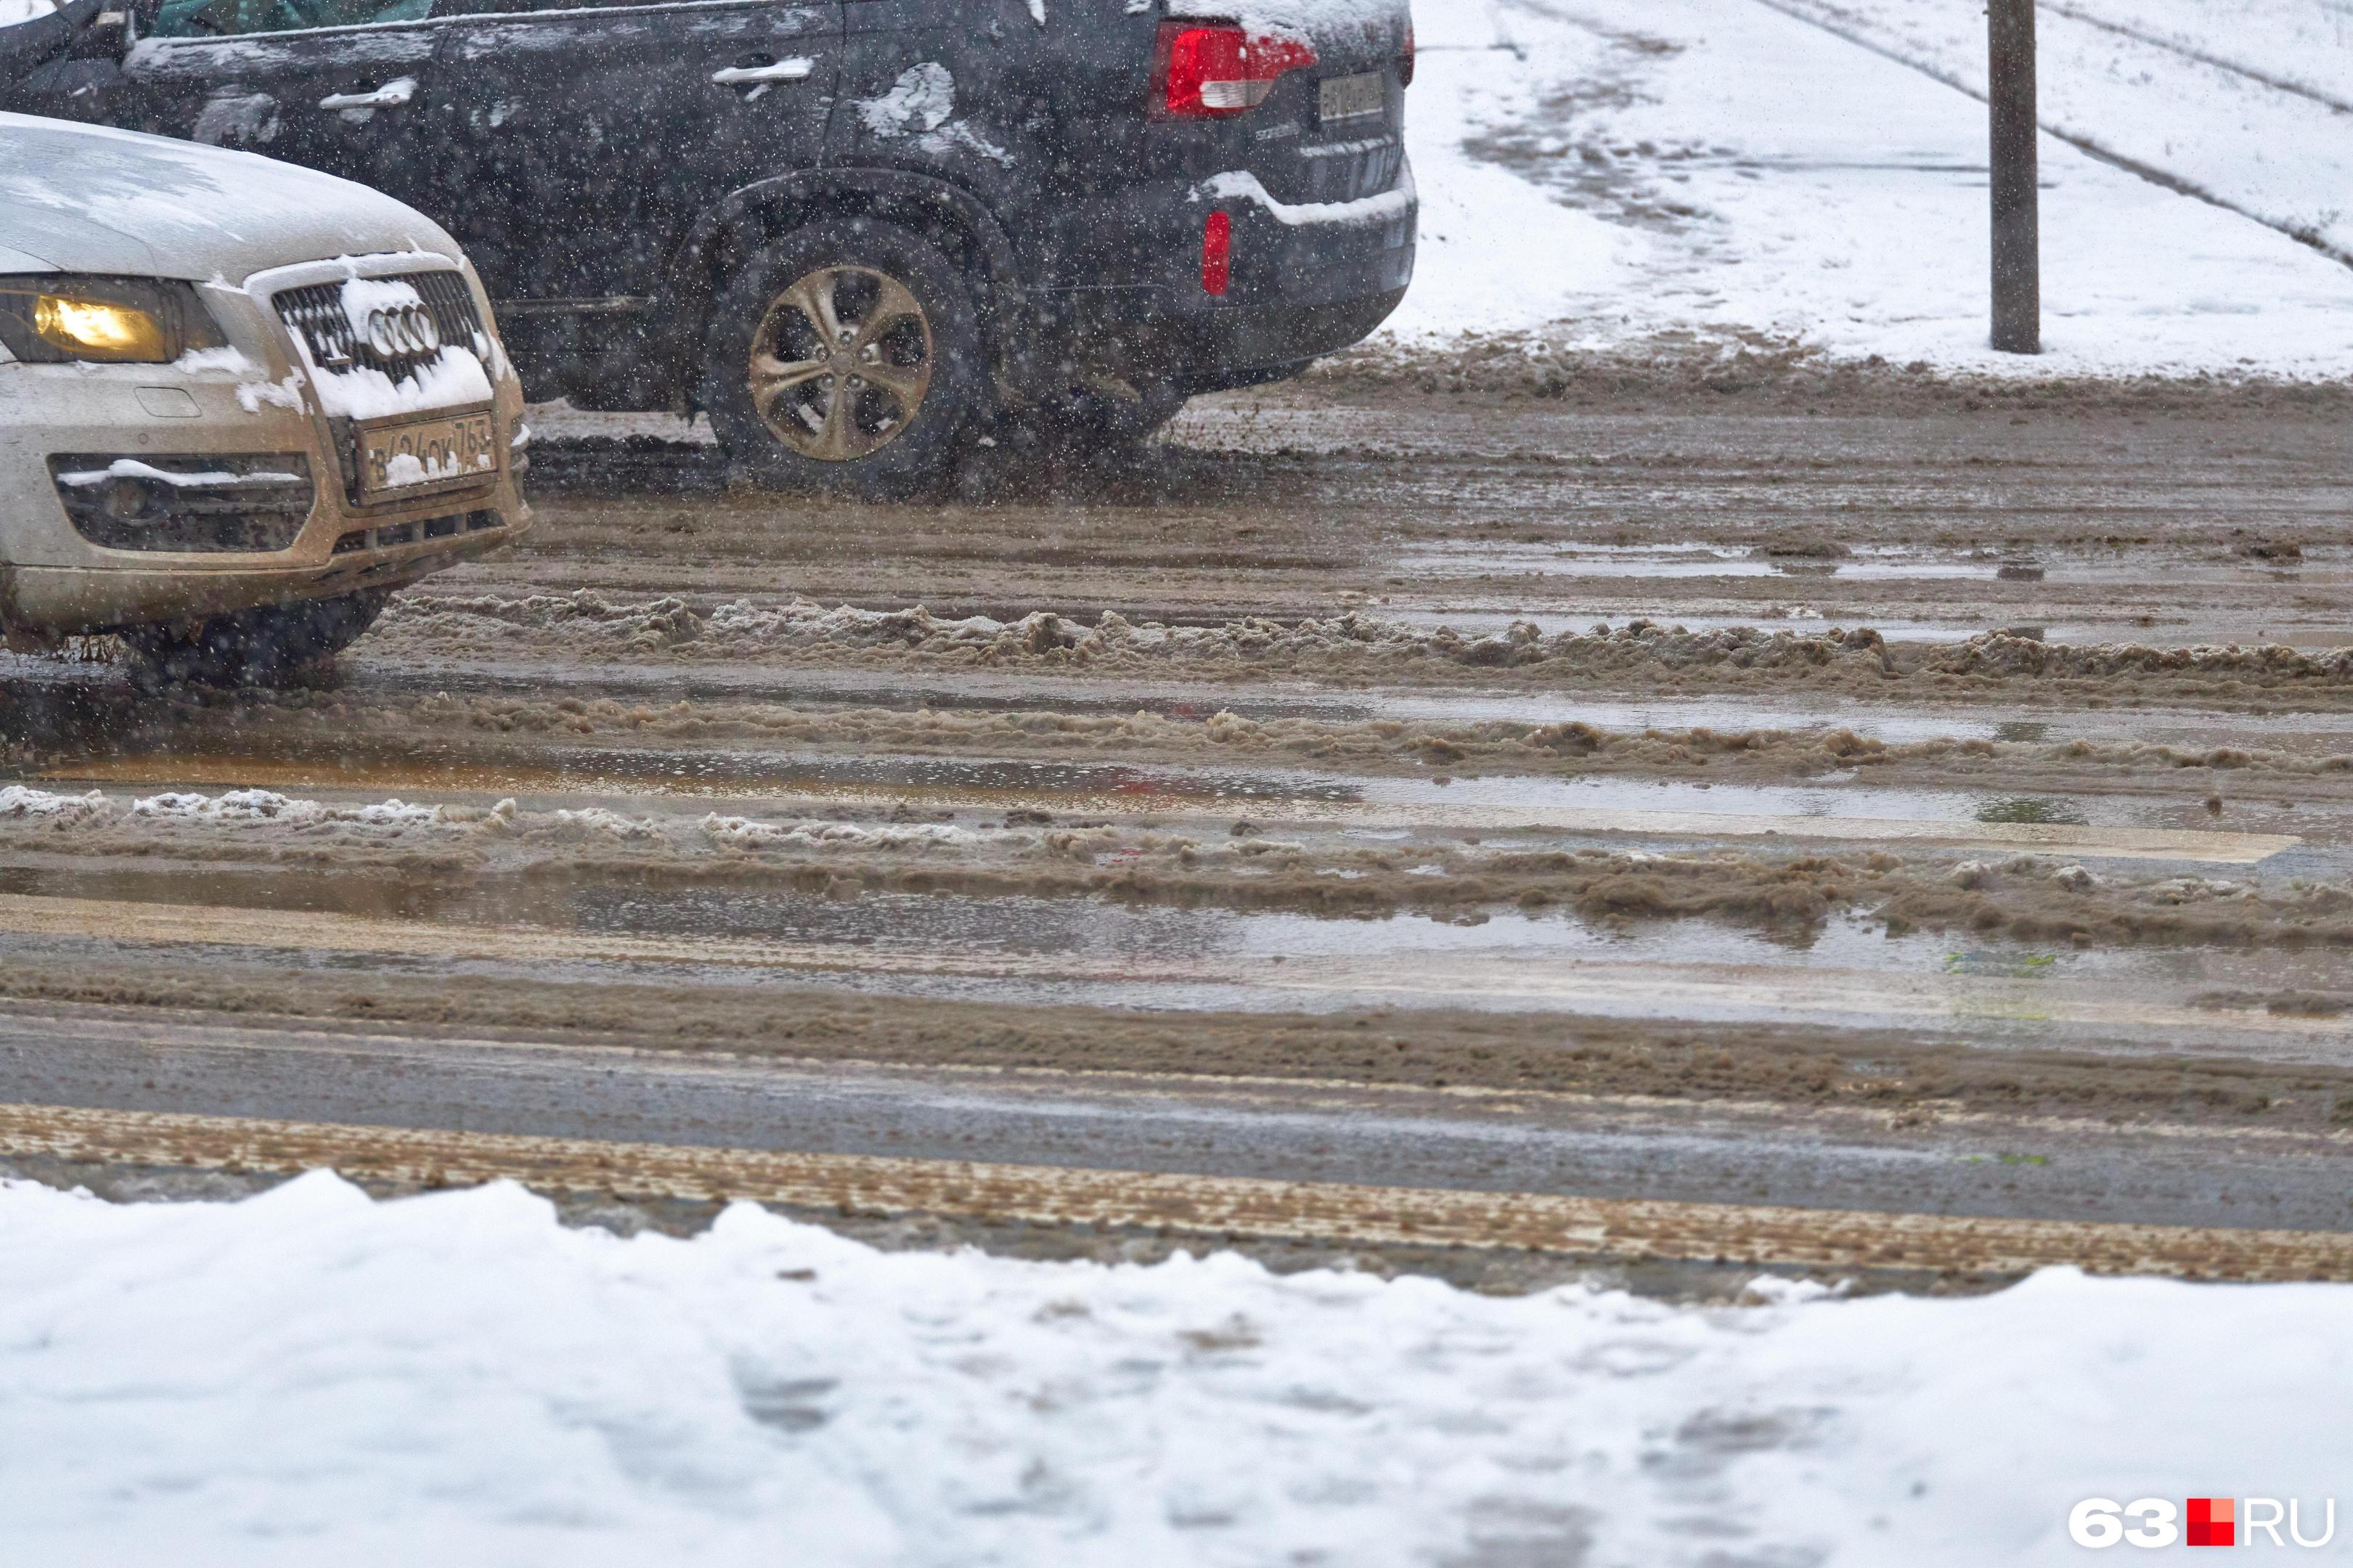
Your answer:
[704,217,987,497]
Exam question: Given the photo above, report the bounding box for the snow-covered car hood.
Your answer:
[0,113,462,283]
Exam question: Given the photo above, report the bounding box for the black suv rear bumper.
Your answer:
[1030,166,1416,395]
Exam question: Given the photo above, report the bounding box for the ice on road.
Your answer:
[4,1172,2349,1567]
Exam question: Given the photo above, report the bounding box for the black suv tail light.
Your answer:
[1150,20,1318,118]
[1400,22,1415,87]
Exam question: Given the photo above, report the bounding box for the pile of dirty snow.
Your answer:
[1,783,455,838]
[2,1172,2350,1565]
[375,592,2353,693]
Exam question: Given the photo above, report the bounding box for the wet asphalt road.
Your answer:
[2,380,2351,1283]
[3,1003,2349,1234]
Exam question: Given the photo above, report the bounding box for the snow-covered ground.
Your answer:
[5,1172,2351,1567]
[1385,0,2353,375]
[1769,0,2353,259]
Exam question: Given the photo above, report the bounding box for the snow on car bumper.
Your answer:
[1029,162,1417,391]
[0,255,529,639]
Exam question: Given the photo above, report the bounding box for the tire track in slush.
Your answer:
[13,1101,2353,1283]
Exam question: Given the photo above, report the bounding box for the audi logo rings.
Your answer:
[364,301,441,359]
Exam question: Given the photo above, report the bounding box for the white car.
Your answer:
[0,110,529,683]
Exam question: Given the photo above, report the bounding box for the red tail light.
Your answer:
[1202,211,1233,295]
[1151,20,1318,118]
[1400,22,1415,87]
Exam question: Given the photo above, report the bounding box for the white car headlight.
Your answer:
[0,275,228,364]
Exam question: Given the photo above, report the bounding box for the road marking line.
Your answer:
[7,1100,2351,1281]
[0,891,2341,1039]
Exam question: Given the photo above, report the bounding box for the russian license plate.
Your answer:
[357,408,498,498]
[1318,71,1385,125]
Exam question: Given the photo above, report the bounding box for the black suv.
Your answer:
[7,0,1416,492]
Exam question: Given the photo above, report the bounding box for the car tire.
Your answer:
[703,217,989,498]
[122,589,390,688]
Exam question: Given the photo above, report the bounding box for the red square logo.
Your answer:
[2188,1497,2235,1548]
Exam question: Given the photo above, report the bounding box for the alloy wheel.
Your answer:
[746,264,934,462]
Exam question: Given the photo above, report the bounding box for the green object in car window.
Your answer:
[150,0,432,38]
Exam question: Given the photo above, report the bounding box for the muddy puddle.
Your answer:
[4,863,2346,1061]
[36,738,2312,846]
[1372,605,2353,650]
[1392,540,2352,589]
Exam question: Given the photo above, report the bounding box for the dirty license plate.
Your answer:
[1318,71,1385,125]
[357,409,498,498]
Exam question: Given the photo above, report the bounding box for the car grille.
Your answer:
[333,509,505,555]
[49,454,315,553]
[273,271,486,381]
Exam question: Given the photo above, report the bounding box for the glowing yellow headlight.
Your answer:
[33,293,171,362]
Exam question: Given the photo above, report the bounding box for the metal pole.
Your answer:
[1989,0,2041,353]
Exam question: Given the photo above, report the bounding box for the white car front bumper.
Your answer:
[0,252,531,640]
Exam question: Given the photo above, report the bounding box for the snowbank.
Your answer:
[1387,0,2353,376]
[3,1172,2350,1565]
